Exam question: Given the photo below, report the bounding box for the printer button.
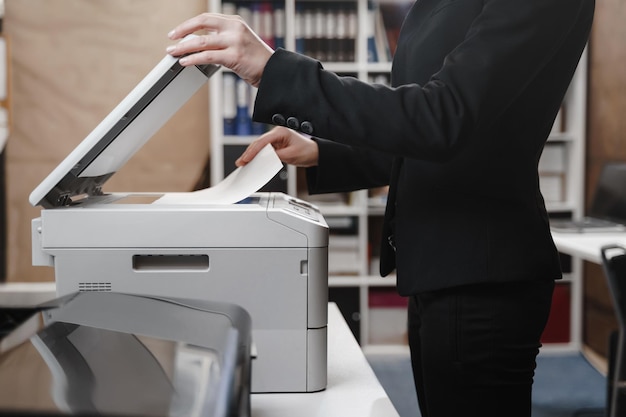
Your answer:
[301,121,314,135]
[286,117,300,130]
[271,113,286,126]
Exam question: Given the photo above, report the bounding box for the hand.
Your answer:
[167,13,273,87]
[236,127,319,168]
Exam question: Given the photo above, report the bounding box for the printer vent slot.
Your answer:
[78,282,112,292]
[132,255,210,272]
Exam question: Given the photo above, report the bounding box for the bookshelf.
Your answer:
[206,0,589,350]
[541,47,588,352]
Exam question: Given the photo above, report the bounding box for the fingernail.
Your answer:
[179,57,188,65]
[168,30,176,39]
[166,46,175,53]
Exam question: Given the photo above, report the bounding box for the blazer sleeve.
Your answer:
[252,0,594,162]
[305,138,393,194]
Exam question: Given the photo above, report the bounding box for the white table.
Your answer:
[551,230,626,264]
[0,283,400,417]
[548,230,626,352]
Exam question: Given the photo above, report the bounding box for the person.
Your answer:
[166,0,595,415]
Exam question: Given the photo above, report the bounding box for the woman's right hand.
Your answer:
[236,127,319,168]
[167,13,273,88]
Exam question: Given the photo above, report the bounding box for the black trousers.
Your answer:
[408,279,554,417]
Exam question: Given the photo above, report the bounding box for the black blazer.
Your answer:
[253,0,595,295]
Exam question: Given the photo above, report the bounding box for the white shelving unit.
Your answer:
[207,0,409,348]
[207,0,589,349]
[541,47,588,353]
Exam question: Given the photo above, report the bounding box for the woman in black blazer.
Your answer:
[168,0,595,415]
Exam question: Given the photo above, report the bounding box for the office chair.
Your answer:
[601,244,626,417]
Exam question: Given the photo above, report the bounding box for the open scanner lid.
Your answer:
[29,35,219,209]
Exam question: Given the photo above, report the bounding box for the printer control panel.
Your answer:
[274,195,320,222]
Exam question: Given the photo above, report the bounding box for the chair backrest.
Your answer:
[601,244,626,327]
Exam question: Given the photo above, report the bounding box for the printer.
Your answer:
[29,40,329,393]
[0,292,253,417]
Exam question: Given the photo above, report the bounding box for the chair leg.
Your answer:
[610,332,626,417]
[607,331,617,417]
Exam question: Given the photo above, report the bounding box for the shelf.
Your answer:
[545,201,577,213]
[317,203,367,217]
[321,62,361,74]
[362,344,410,356]
[329,238,361,274]
[367,203,386,216]
[321,62,393,74]
[547,132,577,143]
[222,135,259,145]
[329,275,397,287]
[364,62,393,73]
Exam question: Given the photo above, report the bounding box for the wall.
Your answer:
[584,0,626,357]
[3,0,210,282]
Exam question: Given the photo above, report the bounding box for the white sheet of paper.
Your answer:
[153,144,283,205]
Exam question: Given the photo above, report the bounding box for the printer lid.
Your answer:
[29,36,219,209]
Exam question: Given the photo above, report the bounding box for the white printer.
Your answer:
[0,292,254,417]
[29,41,329,393]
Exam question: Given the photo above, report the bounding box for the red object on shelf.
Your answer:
[541,282,571,344]
[368,287,408,308]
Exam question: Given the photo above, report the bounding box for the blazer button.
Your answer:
[301,121,314,135]
[272,114,286,126]
[286,117,300,130]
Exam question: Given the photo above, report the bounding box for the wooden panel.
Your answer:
[583,262,619,357]
[587,0,626,164]
[3,0,208,282]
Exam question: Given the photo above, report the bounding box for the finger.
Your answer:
[235,146,259,167]
[167,32,221,57]
[176,51,218,67]
[236,129,286,165]
[168,13,237,41]
[169,36,242,69]
[235,138,272,166]
[168,16,206,40]
[169,13,216,40]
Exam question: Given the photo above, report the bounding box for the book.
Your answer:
[274,3,285,50]
[379,2,413,58]
[260,2,274,48]
[235,76,251,135]
[336,3,356,62]
[373,3,391,62]
[367,1,378,63]
[295,3,305,54]
[222,72,237,135]
[302,7,315,58]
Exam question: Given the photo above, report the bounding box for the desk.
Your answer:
[549,230,626,352]
[0,284,399,417]
[551,231,626,264]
